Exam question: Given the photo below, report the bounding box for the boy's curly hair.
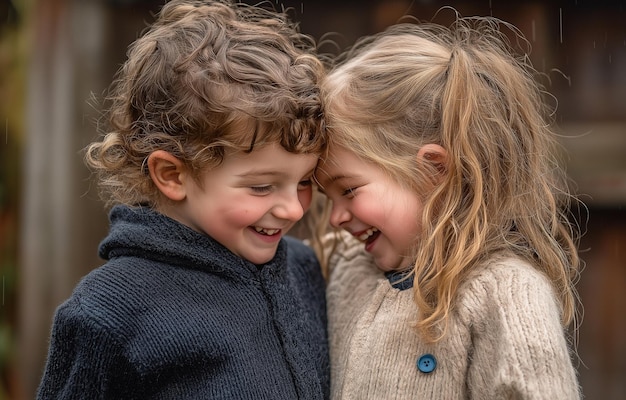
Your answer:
[85,0,326,207]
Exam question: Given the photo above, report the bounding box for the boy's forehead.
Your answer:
[223,118,281,149]
[225,142,317,163]
[218,145,318,182]
[218,111,325,155]
[224,116,260,141]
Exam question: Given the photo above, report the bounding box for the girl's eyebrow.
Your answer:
[315,174,350,195]
[329,175,359,187]
[320,172,353,186]
[318,172,350,183]
[329,174,348,182]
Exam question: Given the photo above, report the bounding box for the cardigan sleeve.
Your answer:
[459,259,581,400]
[36,296,138,400]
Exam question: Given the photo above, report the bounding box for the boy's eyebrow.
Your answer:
[236,170,287,178]
[237,166,316,179]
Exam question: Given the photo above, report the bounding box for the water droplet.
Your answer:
[559,8,563,44]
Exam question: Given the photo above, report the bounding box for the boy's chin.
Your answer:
[245,248,280,266]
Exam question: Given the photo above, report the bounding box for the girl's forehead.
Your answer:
[316,146,365,177]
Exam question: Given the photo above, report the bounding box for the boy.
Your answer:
[36,1,329,398]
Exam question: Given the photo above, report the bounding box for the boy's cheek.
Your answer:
[298,188,313,213]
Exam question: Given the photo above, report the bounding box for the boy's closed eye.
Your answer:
[249,178,312,195]
[298,179,313,190]
[250,185,273,194]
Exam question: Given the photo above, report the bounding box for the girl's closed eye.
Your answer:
[342,187,357,198]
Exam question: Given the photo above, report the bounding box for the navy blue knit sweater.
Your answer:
[37,205,329,399]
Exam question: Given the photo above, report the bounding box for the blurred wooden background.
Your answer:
[1,0,624,399]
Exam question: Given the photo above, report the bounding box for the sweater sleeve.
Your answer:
[459,259,581,400]
[36,296,138,400]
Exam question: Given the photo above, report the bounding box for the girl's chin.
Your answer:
[373,260,399,272]
[374,255,411,272]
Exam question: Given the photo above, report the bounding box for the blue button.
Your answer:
[417,354,437,373]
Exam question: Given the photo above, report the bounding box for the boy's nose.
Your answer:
[274,192,305,221]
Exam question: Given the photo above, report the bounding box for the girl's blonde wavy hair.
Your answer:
[86,0,326,207]
[317,16,581,342]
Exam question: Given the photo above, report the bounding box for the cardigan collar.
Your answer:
[384,269,414,290]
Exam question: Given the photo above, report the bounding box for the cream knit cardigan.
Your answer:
[326,235,581,399]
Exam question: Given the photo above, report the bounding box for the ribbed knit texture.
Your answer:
[326,234,580,399]
[37,205,329,399]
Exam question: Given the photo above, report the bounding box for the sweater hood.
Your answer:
[98,205,287,277]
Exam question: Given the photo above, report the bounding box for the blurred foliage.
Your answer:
[1,0,29,397]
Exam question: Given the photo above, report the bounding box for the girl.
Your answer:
[314,17,581,399]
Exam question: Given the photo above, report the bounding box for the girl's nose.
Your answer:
[329,204,350,228]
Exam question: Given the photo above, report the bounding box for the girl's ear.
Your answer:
[147,150,187,201]
[417,143,448,175]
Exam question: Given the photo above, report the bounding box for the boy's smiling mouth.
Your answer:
[253,226,281,236]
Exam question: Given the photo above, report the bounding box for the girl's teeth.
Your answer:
[357,228,378,241]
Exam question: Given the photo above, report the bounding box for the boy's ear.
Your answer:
[417,143,448,175]
[147,150,187,201]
